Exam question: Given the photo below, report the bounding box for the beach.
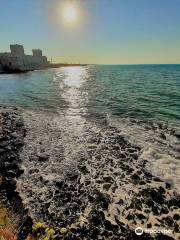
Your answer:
[0,65,180,239]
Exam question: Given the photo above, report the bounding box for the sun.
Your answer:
[62,2,78,24]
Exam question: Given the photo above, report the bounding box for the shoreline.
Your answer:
[0,63,88,74]
[0,108,179,239]
[0,108,32,239]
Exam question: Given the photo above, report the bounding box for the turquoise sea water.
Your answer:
[0,64,180,123]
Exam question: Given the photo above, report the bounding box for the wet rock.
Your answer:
[103,183,111,191]
[103,176,114,183]
[0,110,32,239]
[160,206,169,215]
[79,165,89,174]
[95,191,110,209]
[160,132,166,140]
[153,177,163,182]
[89,209,104,226]
[104,220,119,232]
[70,173,79,181]
[165,181,172,190]
[147,223,152,228]
[117,199,124,205]
[126,213,134,221]
[173,213,180,221]
[38,152,49,161]
[174,131,180,138]
[136,213,146,220]
[131,173,141,183]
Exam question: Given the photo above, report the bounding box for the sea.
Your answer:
[0,65,179,123]
[0,64,180,226]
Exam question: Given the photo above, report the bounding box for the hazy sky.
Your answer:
[0,0,180,64]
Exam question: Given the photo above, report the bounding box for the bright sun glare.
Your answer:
[62,3,78,24]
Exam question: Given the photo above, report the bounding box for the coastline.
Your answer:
[0,107,179,239]
[0,64,88,74]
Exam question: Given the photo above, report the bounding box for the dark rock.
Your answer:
[88,195,95,202]
[153,177,163,182]
[104,220,119,232]
[131,173,141,183]
[103,176,114,183]
[160,132,166,140]
[136,213,146,220]
[147,223,152,228]
[103,183,111,191]
[156,234,174,240]
[38,153,49,162]
[89,209,104,226]
[159,186,165,194]
[160,206,169,215]
[79,165,89,174]
[174,222,179,233]
[174,131,180,138]
[95,192,110,209]
[165,182,172,190]
[117,199,124,205]
[173,213,180,221]
[126,213,134,221]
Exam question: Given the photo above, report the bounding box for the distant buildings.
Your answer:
[0,44,50,73]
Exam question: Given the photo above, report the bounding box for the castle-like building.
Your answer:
[0,44,50,72]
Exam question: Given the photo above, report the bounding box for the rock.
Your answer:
[96,192,110,209]
[173,213,180,221]
[6,170,16,178]
[104,220,119,232]
[136,213,146,220]
[117,199,124,205]
[147,223,152,228]
[131,173,141,183]
[165,182,172,189]
[160,206,169,214]
[103,183,111,191]
[55,180,64,188]
[68,172,79,180]
[79,165,89,174]
[160,132,166,140]
[38,153,49,161]
[0,148,6,153]
[89,210,103,226]
[153,177,163,182]
[174,131,180,138]
[103,176,114,183]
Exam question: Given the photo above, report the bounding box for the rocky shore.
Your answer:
[0,108,32,239]
[0,108,179,239]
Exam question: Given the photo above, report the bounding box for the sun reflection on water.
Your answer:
[55,66,88,125]
[62,66,87,88]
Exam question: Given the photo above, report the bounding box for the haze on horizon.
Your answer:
[0,0,180,65]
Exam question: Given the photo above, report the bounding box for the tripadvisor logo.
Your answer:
[135,227,172,236]
[135,227,143,235]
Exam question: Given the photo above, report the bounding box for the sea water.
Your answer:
[0,64,179,123]
[0,65,179,228]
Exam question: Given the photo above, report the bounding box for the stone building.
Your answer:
[0,44,49,72]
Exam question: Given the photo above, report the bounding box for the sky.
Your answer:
[0,0,180,64]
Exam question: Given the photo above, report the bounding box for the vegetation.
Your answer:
[26,222,69,240]
[0,211,69,240]
[0,204,17,240]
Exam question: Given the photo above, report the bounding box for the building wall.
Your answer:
[10,44,24,57]
[0,45,49,71]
